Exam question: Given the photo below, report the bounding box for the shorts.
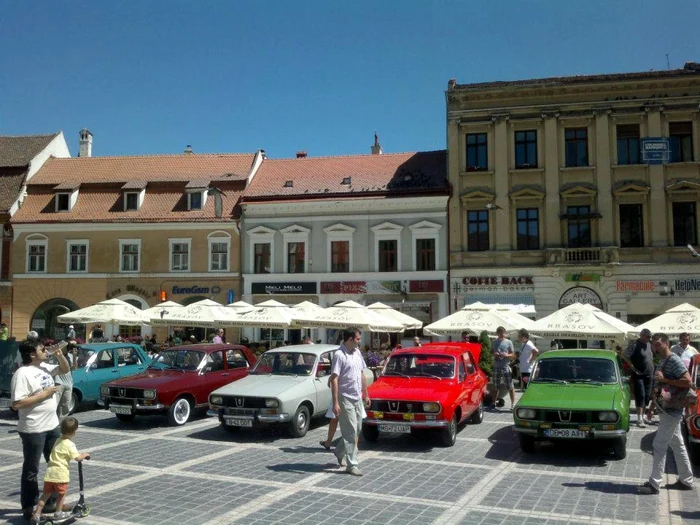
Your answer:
[632,374,652,408]
[43,481,69,496]
[493,367,513,392]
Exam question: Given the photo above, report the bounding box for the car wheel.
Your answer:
[519,434,535,453]
[362,423,379,442]
[470,400,484,424]
[612,436,627,460]
[168,397,192,426]
[440,414,458,447]
[288,405,310,438]
[115,413,135,422]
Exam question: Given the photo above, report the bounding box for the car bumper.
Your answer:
[364,418,448,429]
[514,426,626,438]
[207,409,292,424]
[100,400,166,411]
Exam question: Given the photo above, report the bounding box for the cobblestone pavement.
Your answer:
[1,400,699,525]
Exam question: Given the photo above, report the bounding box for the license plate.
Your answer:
[109,405,132,415]
[544,428,587,439]
[378,424,411,434]
[226,418,253,427]
[0,398,11,408]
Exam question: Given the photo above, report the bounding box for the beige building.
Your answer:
[447,62,700,332]
[9,133,264,341]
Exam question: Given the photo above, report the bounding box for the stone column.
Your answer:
[646,107,667,247]
[595,111,614,245]
[493,117,511,250]
[543,115,561,248]
[447,118,464,255]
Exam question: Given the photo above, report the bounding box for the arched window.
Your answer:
[30,298,81,341]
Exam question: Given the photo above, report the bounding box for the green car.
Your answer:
[513,349,630,459]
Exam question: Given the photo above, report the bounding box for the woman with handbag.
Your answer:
[638,332,696,495]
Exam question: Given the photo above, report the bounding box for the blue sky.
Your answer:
[1,1,698,159]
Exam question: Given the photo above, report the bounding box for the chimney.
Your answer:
[371,133,382,155]
[78,129,92,158]
[184,145,194,154]
[296,151,307,159]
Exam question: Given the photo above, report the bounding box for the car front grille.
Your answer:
[220,396,267,409]
[225,407,257,416]
[543,410,589,423]
[371,400,431,414]
[107,387,144,399]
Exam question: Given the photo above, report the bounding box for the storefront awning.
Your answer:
[464,295,536,316]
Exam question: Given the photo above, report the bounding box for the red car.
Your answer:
[683,353,700,461]
[99,344,256,426]
[363,342,488,447]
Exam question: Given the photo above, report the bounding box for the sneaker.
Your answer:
[643,416,653,425]
[636,420,646,428]
[54,511,72,520]
[666,480,694,491]
[28,516,39,525]
[637,481,659,495]
[346,466,363,476]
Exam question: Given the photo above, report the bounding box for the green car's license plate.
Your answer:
[544,428,587,438]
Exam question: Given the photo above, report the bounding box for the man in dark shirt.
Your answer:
[623,328,654,427]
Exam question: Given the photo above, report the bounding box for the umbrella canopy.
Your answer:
[290,301,325,328]
[529,302,635,340]
[226,299,296,329]
[292,300,404,332]
[424,305,532,337]
[634,303,700,338]
[57,298,151,326]
[227,300,254,310]
[142,301,184,321]
[367,302,423,330]
[150,299,237,328]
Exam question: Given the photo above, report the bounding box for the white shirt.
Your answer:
[331,345,367,402]
[54,353,74,388]
[519,340,537,374]
[672,343,699,369]
[11,363,60,433]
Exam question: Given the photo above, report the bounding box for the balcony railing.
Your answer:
[545,247,619,266]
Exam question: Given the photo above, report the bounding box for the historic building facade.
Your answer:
[9,134,264,340]
[446,62,700,332]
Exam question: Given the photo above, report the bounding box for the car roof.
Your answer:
[79,342,142,350]
[392,343,471,358]
[538,349,617,360]
[161,343,248,354]
[263,343,338,356]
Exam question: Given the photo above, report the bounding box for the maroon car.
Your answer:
[99,344,256,425]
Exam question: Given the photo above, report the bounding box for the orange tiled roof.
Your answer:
[243,151,447,201]
[12,182,244,224]
[27,153,258,185]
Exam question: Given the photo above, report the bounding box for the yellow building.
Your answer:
[9,135,264,341]
[447,62,700,329]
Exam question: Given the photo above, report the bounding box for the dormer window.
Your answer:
[189,192,203,210]
[185,180,209,211]
[125,192,138,211]
[284,180,293,188]
[341,177,351,185]
[56,193,70,212]
[121,182,146,212]
[53,183,80,212]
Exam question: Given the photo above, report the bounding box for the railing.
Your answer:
[545,247,619,266]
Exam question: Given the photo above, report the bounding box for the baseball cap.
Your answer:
[69,325,74,329]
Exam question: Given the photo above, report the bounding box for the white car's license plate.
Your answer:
[109,405,132,415]
[544,428,587,439]
[0,398,11,408]
[226,418,253,427]
[378,424,411,434]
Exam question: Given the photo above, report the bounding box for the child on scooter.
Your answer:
[31,417,90,524]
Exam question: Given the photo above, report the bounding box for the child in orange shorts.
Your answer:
[31,417,90,524]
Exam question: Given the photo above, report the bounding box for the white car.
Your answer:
[208,344,374,437]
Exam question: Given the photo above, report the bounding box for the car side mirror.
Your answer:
[459,373,466,382]
[621,376,630,384]
[89,363,97,370]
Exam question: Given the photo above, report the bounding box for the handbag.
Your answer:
[656,359,698,411]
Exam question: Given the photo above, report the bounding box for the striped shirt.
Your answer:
[331,345,367,401]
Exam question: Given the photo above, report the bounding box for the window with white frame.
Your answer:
[169,238,191,272]
[371,222,403,272]
[67,240,89,273]
[208,231,230,272]
[187,190,206,211]
[247,226,276,274]
[124,192,139,211]
[26,235,48,273]
[280,224,311,273]
[324,223,355,273]
[409,221,441,271]
[119,239,141,272]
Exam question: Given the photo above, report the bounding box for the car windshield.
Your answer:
[250,352,316,376]
[532,357,617,384]
[152,350,205,371]
[383,353,455,379]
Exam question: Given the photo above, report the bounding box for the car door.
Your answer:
[313,351,335,416]
[116,346,146,379]
[462,352,481,413]
[84,347,119,401]
[197,350,231,404]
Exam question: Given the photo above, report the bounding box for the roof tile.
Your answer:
[0,133,59,168]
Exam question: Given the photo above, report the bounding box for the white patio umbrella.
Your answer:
[226,300,255,312]
[142,301,184,321]
[463,302,536,329]
[292,300,404,332]
[57,298,151,326]
[225,299,296,329]
[424,305,533,337]
[529,302,635,340]
[367,302,423,330]
[633,303,700,338]
[150,299,237,328]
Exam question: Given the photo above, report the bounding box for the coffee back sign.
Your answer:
[558,287,603,309]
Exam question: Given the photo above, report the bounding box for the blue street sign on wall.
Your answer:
[641,137,670,164]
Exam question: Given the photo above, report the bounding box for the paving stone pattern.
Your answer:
[1,401,700,525]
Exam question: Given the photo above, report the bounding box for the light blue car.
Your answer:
[70,343,151,412]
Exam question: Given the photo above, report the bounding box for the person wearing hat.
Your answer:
[66,326,76,341]
[623,328,655,427]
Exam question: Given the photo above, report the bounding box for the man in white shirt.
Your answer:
[671,332,699,370]
[517,328,539,391]
[11,339,70,520]
[53,343,79,419]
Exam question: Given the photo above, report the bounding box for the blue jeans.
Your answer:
[18,427,61,512]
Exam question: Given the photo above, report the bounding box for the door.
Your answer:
[116,346,146,379]
[84,347,119,400]
[313,351,335,416]
[197,350,231,404]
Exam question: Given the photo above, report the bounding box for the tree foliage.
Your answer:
[479,330,493,378]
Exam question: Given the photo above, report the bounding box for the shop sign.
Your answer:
[452,276,535,294]
[615,280,656,292]
[461,276,534,286]
[409,280,444,293]
[565,273,601,282]
[171,285,221,295]
[559,286,603,309]
[675,278,700,292]
[106,284,155,300]
[252,282,317,295]
[321,281,402,295]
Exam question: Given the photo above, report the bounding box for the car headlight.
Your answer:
[143,389,156,400]
[265,398,279,408]
[422,402,440,413]
[516,408,537,419]
[100,385,109,396]
[597,411,619,422]
[210,395,223,406]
